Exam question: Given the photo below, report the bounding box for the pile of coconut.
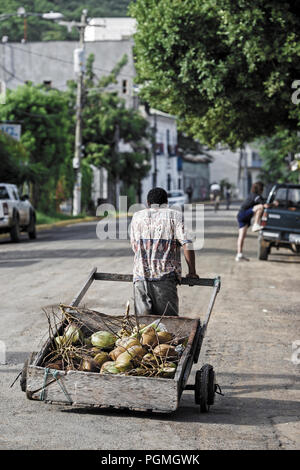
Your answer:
[42,304,188,379]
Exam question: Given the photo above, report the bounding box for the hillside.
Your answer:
[0,1,133,42]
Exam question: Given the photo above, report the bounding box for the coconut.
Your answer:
[94,352,109,368]
[91,331,117,349]
[65,324,83,344]
[115,352,133,372]
[153,344,178,358]
[89,347,103,356]
[142,353,157,364]
[54,335,67,347]
[100,361,120,375]
[158,366,176,378]
[127,345,146,358]
[115,336,140,349]
[109,346,127,361]
[80,358,99,372]
[141,327,158,348]
[157,331,174,344]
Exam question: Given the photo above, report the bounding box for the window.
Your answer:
[272,188,287,207]
[12,190,19,200]
[0,186,9,200]
[167,174,171,191]
[122,79,128,94]
[288,188,300,209]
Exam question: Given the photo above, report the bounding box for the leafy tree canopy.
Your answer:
[131,0,300,149]
[0,84,72,210]
[257,128,300,184]
[0,0,132,42]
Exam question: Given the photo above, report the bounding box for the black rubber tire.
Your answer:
[10,214,21,242]
[195,364,215,412]
[20,352,37,392]
[295,244,300,254]
[258,235,269,260]
[20,360,28,392]
[27,212,37,240]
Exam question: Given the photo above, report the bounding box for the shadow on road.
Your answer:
[59,371,299,426]
[0,247,133,260]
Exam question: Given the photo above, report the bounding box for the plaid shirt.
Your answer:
[130,207,192,282]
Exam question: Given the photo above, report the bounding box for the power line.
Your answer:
[0,63,25,83]
[6,44,136,80]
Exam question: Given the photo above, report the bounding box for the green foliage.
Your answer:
[0,132,27,184]
[0,1,132,42]
[0,84,72,212]
[257,129,300,184]
[131,0,300,149]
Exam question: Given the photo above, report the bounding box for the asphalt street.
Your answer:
[0,202,299,450]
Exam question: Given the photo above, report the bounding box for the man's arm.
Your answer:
[183,244,198,277]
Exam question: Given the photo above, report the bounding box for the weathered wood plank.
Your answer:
[26,366,179,412]
[94,272,217,287]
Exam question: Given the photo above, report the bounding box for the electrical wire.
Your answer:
[5,44,136,80]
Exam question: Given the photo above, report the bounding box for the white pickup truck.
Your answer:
[0,183,37,242]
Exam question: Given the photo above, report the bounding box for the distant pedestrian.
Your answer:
[186,186,193,203]
[225,186,232,210]
[210,182,221,212]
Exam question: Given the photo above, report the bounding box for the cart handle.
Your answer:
[94,271,221,289]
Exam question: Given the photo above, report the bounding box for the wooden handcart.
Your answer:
[21,267,222,413]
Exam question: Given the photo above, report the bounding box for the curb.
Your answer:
[36,216,99,231]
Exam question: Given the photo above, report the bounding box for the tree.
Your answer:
[131,0,300,149]
[0,1,132,42]
[257,128,300,184]
[68,54,150,205]
[0,84,72,211]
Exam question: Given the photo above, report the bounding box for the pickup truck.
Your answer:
[258,183,300,260]
[0,183,36,242]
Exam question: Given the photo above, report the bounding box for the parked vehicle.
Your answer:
[0,183,36,242]
[258,183,300,260]
[167,190,188,209]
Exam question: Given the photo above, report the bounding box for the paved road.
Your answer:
[0,203,299,450]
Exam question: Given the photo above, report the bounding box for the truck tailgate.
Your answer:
[266,208,300,233]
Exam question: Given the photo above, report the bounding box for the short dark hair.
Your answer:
[147,187,168,206]
[251,181,264,194]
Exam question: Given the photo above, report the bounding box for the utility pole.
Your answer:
[152,112,158,187]
[73,9,87,216]
[114,123,120,211]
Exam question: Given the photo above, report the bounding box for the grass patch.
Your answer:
[36,211,86,225]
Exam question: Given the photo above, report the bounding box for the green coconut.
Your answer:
[94,352,110,368]
[54,335,67,347]
[65,324,83,344]
[100,361,120,375]
[115,351,134,371]
[158,366,177,378]
[91,331,117,349]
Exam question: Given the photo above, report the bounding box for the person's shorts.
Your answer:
[237,208,253,228]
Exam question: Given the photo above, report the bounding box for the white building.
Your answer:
[85,18,136,41]
[140,109,182,204]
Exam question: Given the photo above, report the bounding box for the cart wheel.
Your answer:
[20,352,37,392]
[195,364,215,412]
[20,360,28,392]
